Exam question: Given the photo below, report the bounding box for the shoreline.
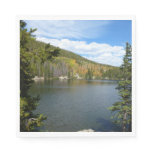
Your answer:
[33,76,120,81]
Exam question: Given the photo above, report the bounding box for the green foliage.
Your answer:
[102,67,123,80]
[20,20,48,132]
[85,68,93,80]
[20,96,46,131]
[108,43,132,132]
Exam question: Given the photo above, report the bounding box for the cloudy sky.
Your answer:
[25,20,132,66]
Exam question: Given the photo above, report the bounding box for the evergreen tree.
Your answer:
[108,42,132,132]
[85,68,93,80]
[20,20,46,131]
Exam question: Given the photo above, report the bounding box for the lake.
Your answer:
[29,79,121,132]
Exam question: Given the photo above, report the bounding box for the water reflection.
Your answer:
[29,79,120,132]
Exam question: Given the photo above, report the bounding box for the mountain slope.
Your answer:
[27,39,122,80]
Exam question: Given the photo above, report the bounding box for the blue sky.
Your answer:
[25,20,132,66]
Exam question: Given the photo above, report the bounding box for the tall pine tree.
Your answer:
[109,42,132,132]
[20,20,46,131]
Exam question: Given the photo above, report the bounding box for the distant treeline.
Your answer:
[26,39,123,80]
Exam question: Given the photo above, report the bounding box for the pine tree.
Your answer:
[20,20,46,131]
[85,68,93,80]
[108,42,132,132]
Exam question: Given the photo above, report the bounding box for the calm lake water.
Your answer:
[29,79,121,132]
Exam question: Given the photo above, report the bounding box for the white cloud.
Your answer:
[26,20,110,39]
[36,37,125,66]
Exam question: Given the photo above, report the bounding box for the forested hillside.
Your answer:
[27,40,123,80]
